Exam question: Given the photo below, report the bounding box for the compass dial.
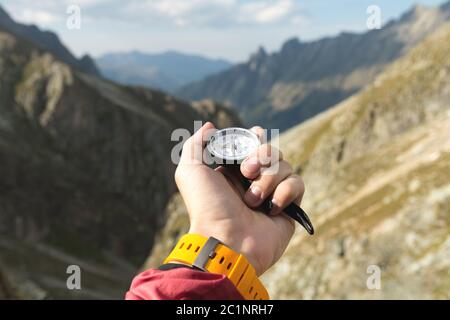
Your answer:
[207,127,260,163]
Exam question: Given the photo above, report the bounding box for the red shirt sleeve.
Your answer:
[125,268,244,300]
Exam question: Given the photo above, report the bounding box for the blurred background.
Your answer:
[0,0,449,299]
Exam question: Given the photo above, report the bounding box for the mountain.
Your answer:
[145,21,450,299]
[0,26,240,298]
[263,21,450,299]
[0,4,99,75]
[178,2,450,131]
[96,50,232,93]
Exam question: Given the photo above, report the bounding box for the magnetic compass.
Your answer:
[207,127,261,164]
[207,127,314,235]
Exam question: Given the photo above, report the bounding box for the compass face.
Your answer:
[207,127,260,163]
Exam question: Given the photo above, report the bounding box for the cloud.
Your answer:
[0,0,306,29]
[239,0,294,24]
[121,0,304,28]
[15,8,59,25]
[0,0,114,25]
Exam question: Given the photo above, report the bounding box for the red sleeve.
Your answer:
[125,268,244,300]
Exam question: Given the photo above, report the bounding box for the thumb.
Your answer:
[179,122,215,166]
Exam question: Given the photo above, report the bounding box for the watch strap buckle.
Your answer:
[192,237,222,271]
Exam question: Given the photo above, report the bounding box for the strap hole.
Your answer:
[254,293,258,299]
[195,246,200,253]
[179,242,184,249]
[249,287,253,294]
[238,272,245,284]
[219,257,225,264]
[187,243,192,250]
[227,263,232,270]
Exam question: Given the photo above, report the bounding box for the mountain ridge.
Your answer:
[96,50,232,93]
[0,4,99,75]
[178,1,450,131]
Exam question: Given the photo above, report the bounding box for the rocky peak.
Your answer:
[280,37,301,53]
[441,0,450,10]
[399,3,431,22]
[250,46,267,61]
[248,46,268,71]
[0,5,12,21]
[79,54,100,75]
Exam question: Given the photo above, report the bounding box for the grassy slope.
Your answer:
[262,22,450,299]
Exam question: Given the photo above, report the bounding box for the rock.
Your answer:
[0,24,240,298]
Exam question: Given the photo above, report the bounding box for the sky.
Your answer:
[0,0,447,62]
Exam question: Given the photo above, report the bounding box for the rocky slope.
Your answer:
[178,2,450,131]
[97,50,231,93]
[0,26,239,299]
[147,21,450,299]
[0,4,99,75]
[263,21,450,299]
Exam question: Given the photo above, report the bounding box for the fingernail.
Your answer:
[243,157,260,174]
[245,185,262,206]
[270,198,281,215]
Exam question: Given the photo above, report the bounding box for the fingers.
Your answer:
[250,126,265,142]
[269,174,305,215]
[240,144,283,180]
[243,160,292,207]
[179,122,215,166]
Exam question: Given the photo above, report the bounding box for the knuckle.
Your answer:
[276,176,301,202]
[254,175,275,194]
[283,180,298,199]
[290,174,305,203]
[257,144,284,165]
[257,144,272,162]
[251,125,264,134]
[292,174,305,193]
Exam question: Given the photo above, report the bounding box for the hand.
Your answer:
[174,122,305,275]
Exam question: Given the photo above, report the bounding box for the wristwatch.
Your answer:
[164,233,269,300]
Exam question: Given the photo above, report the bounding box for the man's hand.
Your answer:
[174,122,305,275]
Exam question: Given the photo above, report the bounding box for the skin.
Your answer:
[173,122,305,276]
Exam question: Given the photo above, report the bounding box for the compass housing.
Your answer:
[207,127,261,165]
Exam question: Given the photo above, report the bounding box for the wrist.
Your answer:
[187,226,263,275]
[165,261,193,267]
[163,233,269,300]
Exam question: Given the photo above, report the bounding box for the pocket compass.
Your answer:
[207,127,314,235]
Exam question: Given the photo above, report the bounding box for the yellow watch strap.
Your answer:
[163,234,269,300]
